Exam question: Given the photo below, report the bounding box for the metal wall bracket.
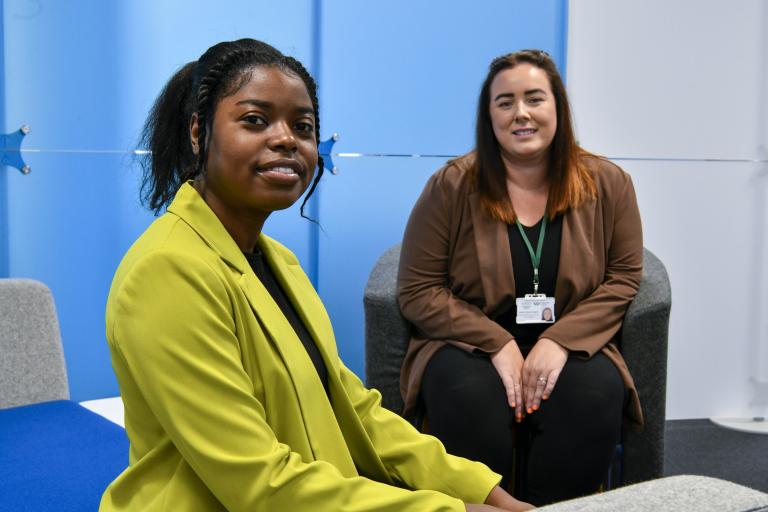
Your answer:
[0,125,31,174]
[319,133,339,175]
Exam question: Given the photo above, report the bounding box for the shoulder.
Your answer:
[581,153,634,197]
[109,214,227,310]
[106,240,234,344]
[120,212,221,273]
[425,151,477,197]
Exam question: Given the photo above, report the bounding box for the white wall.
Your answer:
[567,0,768,419]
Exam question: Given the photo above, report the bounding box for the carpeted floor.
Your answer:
[664,419,768,493]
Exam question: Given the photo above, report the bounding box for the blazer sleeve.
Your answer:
[398,170,514,353]
[109,250,472,512]
[337,361,501,504]
[541,171,644,355]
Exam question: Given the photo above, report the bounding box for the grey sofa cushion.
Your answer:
[538,475,768,512]
[0,279,69,408]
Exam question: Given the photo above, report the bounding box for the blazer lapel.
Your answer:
[468,191,516,312]
[259,241,339,376]
[260,239,392,482]
[167,182,251,276]
[238,269,358,477]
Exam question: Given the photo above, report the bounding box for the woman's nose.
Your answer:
[513,102,531,121]
[268,122,298,153]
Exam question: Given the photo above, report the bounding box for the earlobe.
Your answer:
[190,113,200,155]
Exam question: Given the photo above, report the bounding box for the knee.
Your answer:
[422,347,508,419]
[542,355,624,424]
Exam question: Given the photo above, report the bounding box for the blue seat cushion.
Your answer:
[0,400,128,511]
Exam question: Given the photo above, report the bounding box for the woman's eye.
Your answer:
[528,97,544,105]
[498,101,512,109]
[243,114,266,125]
[295,121,315,133]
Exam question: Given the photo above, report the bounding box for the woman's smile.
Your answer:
[254,158,305,185]
[512,128,538,137]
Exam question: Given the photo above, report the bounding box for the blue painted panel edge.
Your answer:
[0,0,8,278]
[559,0,569,82]
[307,0,322,287]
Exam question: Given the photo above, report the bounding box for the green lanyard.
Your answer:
[515,216,548,294]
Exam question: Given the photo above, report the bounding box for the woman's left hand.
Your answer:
[482,485,535,511]
[522,338,568,414]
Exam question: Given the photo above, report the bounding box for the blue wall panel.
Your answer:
[317,0,568,378]
[1,0,567,398]
[3,0,315,401]
[4,0,125,402]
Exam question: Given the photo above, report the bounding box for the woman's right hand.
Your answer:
[466,505,520,512]
[490,339,525,422]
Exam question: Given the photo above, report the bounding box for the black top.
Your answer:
[495,215,563,350]
[244,248,330,394]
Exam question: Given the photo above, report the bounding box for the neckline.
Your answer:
[243,246,264,259]
[518,216,544,230]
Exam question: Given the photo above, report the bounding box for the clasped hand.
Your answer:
[490,338,568,421]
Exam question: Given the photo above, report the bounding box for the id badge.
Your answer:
[516,294,556,324]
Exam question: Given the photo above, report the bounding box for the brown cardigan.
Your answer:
[397,152,644,431]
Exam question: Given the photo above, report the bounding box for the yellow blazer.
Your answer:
[101,183,499,511]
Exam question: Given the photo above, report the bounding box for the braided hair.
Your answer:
[139,38,323,218]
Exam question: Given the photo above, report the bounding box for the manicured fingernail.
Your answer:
[533,405,539,411]
[527,408,532,414]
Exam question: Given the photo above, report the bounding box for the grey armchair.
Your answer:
[0,278,69,409]
[364,245,671,486]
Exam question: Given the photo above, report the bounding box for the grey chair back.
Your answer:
[0,279,69,408]
[363,245,671,485]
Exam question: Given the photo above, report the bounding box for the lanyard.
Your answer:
[515,216,548,294]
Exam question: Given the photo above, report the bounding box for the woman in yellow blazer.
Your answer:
[100,39,531,512]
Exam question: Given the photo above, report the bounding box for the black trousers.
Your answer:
[421,344,625,506]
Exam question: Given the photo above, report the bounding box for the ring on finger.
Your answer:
[536,376,547,385]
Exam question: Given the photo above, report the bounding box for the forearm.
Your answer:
[340,365,501,503]
[398,282,513,352]
[541,273,640,355]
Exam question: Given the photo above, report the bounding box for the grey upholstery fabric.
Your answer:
[0,279,69,408]
[537,475,768,512]
[363,245,671,485]
[619,249,671,484]
[364,245,411,414]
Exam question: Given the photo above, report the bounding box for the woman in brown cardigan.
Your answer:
[397,50,643,506]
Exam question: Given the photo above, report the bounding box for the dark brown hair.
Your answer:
[474,49,596,223]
